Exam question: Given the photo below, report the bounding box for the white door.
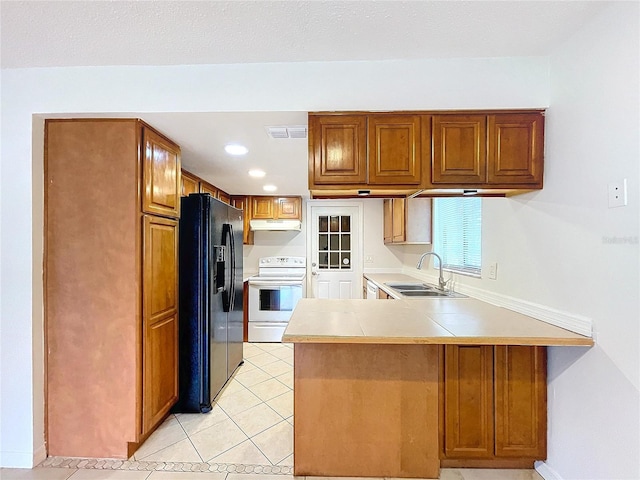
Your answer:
[307,202,363,299]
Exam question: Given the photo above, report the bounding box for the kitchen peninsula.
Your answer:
[282,288,592,479]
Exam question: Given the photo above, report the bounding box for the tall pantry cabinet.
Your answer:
[45,119,180,458]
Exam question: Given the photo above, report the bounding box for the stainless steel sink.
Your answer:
[384,282,433,291]
[383,281,467,298]
[400,290,447,297]
[401,290,467,298]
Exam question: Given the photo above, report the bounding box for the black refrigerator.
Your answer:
[174,193,244,413]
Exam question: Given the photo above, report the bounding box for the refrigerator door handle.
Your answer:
[228,224,236,313]
[221,223,233,313]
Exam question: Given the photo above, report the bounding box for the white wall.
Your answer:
[393,4,640,478]
[1,55,552,466]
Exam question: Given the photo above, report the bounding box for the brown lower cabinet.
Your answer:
[441,345,547,468]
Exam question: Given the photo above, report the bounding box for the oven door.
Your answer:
[248,280,303,323]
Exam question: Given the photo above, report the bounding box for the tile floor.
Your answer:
[1,343,543,480]
[131,342,295,466]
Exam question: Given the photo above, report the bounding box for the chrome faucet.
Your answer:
[417,252,448,291]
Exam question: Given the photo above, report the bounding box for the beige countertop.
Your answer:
[282,273,593,346]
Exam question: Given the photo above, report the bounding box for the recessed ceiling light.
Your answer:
[263,184,277,192]
[224,144,248,156]
[248,169,266,178]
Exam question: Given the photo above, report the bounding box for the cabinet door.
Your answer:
[142,128,181,218]
[277,197,301,219]
[368,115,421,185]
[443,345,494,459]
[488,114,544,186]
[494,346,547,458]
[392,198,406,243]
[383,199,393,244]
[218,190,231,205]
[199,181,218,198]
[181,170,199,197]
[433,115,486,184]
[311,115,367,185]
[251,196,274,219]
[231,196,254,245]
[142,215,179,435]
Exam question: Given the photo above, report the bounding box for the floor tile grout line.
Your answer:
[136,414,191,461]
[229,398,287,440]
[175,410,207,463]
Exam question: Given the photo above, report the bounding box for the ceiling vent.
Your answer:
[265,125,307,139]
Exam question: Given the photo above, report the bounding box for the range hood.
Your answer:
[250,219,302,231]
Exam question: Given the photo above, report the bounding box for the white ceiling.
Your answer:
[3,1,610,196]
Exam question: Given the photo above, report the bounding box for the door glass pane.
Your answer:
[341,234,351,250]
[319,216,328,232]
[330,234,340,250]
[317,214,353,271]
[319,234,328,251]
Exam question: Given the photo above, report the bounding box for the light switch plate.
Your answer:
[608,179,628,208]
[488,262,497,280]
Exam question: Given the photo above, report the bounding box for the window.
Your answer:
[432,197,482,277]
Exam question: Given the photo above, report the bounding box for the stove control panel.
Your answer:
[258,256,306,268]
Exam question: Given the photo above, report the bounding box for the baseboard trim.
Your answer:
[33,444,47,467]
[401,268,593,338]
[535,460,563,480]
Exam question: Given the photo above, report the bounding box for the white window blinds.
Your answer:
[432,197,482,277]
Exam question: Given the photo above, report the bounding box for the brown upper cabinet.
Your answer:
[488,114,544,186]
[142,128,181,217]
[368,115,422,185]
[182,170,231,204]
[433,113,544,187]
[384,197,431,244]
[310,114,367,185]
[432,114,487,184]
[181,170,200,196]
[383,197,432,244]
[199,181,218,198]
[218,190,231,205]
[251,196,302,220]
[310,113,425,189]
[231,195,254,245]
[309,111,544,197]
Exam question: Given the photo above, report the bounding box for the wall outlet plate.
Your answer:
[365,255,374,263]
[608,179,628,208]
